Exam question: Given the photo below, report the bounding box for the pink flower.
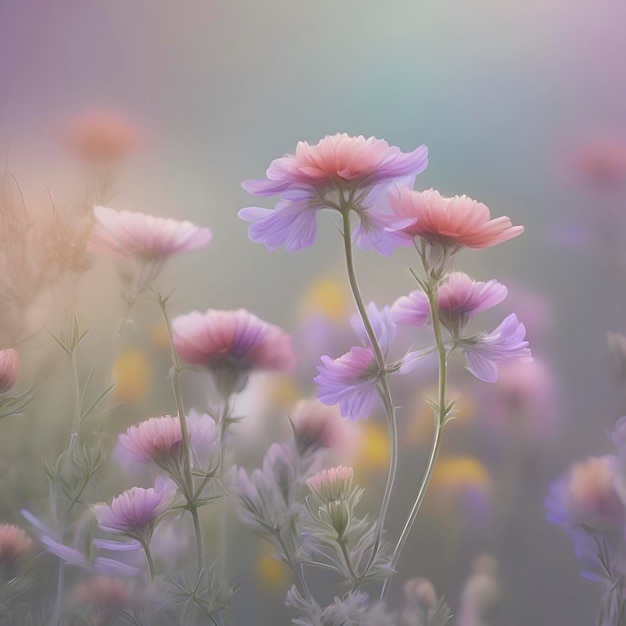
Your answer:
[573,138,626,187]
[388,186,524,251]
[90,206,212,260]
[306,466,355,503]
[70,577,133,622]
[0,349,19,393]
[291,398,351,457]
[95,478,174,541]
[391,273,508,334]
[461,314,532,383]
[239,133,428,254]
[0,523,32,570]
[173,309,297,396]
[545,456,624,531]
[63,109,142,164]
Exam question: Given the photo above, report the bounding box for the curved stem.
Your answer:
[159,295,204,573]
[140,537,156,581]
[340,210,398,575]
[380,276,448,602]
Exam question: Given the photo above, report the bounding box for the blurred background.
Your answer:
[2,0,626,624]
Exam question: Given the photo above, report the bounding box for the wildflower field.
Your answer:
[1,2,626,625]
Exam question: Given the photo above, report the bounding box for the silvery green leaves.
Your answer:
[287,586,396,626]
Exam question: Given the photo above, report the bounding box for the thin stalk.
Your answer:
[139,538,156,581]
[340,210,398,574]
[159,296,204,573]
[274,529,313,603]
[380,277,448,602]
[69,348,82,440]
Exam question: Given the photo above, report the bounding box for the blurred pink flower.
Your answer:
[291,398,352,457]
[70,576,132,623]
[0,523,32,570]
[90,206,212,260]
[173,309,297,396]
[391,272,508,334]
[63,110,142,164]
[240,133,427,254]
[388,186,523,251]
[0,349,19,393]
[95,477,174,541]
[545,456,624,531]
[573,138,626,187]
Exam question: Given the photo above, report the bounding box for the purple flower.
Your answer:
[391,273,508,334]
[316,303,427,420]
[461,314,532,383]
[239,133,428,254]
[94,477,174,542]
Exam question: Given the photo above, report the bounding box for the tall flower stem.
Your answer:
[380,275,448,602]
[158,294,204,574]
[340,209,398,573]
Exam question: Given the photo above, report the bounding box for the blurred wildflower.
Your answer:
[306,466,354,504]
[545,456,624,531]
[173,308,297,397]
[239,133,428,254]
[69,576,132,623]
[391,273,507,336]
[460,314,532,383]
[0,524,32,572]
[94,476,174,543]
[63,109,142,165]
[572,138,626,188]
[113,348,150,403]
[352,422,390,473]
[608,331,626,382]
[298,276,349,322]
[255,553,288,590]
[400,577,453,626]
[0,349,19,394]
[456,555,500,626]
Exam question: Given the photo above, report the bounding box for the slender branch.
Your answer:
[339,210,398,576]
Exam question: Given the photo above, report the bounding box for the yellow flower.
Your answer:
[431,456,491,494]
[298,277,348,321]
[352,423,389,477]
[255,553,287,590]
[113,349,151,403]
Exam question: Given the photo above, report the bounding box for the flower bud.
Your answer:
[0,349,19,393]
[327,499,351,539]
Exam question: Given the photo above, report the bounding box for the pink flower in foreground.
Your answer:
[239,133,428,254]
[0,349,19,393]
[173,309,297,396]
[63,109,142,164]
[461,314,532,383]
[0,523,32,570]
[388,186,523,251]
[95,478,174,541]
[90,206,212,260]
[391,273,508,334]
[306,466,354,503]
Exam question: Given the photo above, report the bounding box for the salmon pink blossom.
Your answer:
[0,349,19,393]
[173,308,297,396]
[0,523,32,570]
[240,133,428,254]
[388,186,523,251]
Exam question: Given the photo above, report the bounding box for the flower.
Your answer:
[306,466,354,504]
[315,303,427,420]
[90,206,212,260]
[70,577,132,622]
[0,349,19,393]
[391,273,508,334]
[94,477,174,541]
[388,186,524,251]
[291,398,350,457]
[63,109,142,164]
[545,456,624,531]
[461,314,532,383]
[0,523,32,570]
[173,308,297,396]
[572,138,626,187]
[239,133,428,254]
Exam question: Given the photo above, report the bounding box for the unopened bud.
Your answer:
[327,499,351,539]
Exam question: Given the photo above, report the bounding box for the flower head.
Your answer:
[0,349,19,393]
[545,456,624,531]
[95,478,174,541]
[240,133,427,254]
[173,308,297,396]
[391,273,508,334]
[291,398,349,457]
[0,523,32,571]
[388,186,523,252]
[461,314,532,383]
[63,109,142,164]
[306,466,354,504]
[90,206,212,261]
[70,576,133,622]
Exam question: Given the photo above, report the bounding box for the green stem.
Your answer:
[140,538,156,581]
[380,276,448,602]
[159,295,204,573]
[274,529,313,603]
[340,210,398,575]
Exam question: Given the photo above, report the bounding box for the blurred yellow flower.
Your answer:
[268,375,301,409]
[298,277,348,321]
[255,553,287,590]
[150,322,171,351]
[352,423,390,476]
[431,456,491,493]
[113,348,151,403]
